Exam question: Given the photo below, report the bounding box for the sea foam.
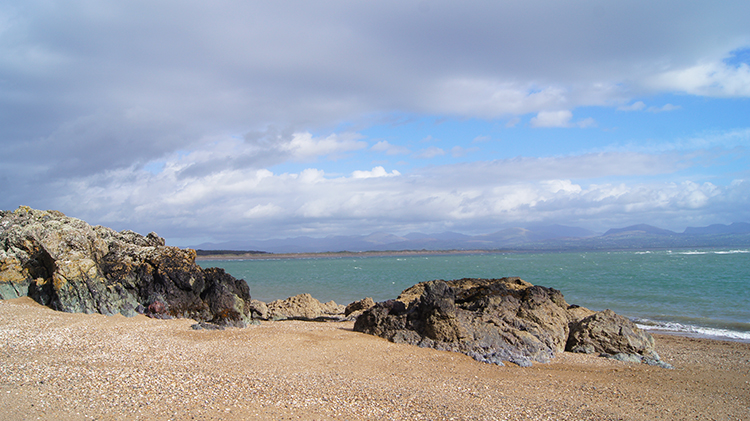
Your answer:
[635,318,750,342]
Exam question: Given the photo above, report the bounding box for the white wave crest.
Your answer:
[635,319,750,342]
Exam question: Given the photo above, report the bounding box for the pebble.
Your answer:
[1,298,749,420]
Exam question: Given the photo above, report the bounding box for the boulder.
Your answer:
[0,206,253,327]
[567,309,672,368]
[266,293,345,321]
[354,278,668,367]
[344,297,375,319]
[248,299,269,320]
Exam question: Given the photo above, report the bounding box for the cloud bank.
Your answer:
[0,1,749,245]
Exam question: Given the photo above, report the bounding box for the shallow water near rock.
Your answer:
[200,248,750,341]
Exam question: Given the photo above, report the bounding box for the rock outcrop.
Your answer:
[344,297,375,319]
[354,278,669,367]
[0,206,253,327]
[266,293,345,321]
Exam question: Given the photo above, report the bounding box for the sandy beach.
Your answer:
[1,297,748,421]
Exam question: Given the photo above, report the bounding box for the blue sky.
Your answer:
[1,1,749,246]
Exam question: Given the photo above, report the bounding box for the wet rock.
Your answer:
[0,206,252,326]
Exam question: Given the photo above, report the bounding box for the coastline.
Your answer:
[194,249,512,261]
[1,297,749,420]
[196,249,750,344]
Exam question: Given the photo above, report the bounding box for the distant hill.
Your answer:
[683,222,750,235]
[191,224,598,253]
[190,222,750,254]
[190,223,726,253]
[604,224,677,236]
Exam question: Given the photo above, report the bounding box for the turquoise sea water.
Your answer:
[199,248,750,341]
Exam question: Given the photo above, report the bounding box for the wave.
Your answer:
[634,318,750,342]
[714,249,750,254]
[670,249,750,256]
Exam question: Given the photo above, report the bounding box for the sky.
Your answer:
[1,0,749,247]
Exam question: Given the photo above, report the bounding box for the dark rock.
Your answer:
[0,206,253,326]
[344,297,375,319]
[148,300,167,315]
[567,309,672,368]
[354,277,669,367]
[200,267,252,327]
[191,322,226,330]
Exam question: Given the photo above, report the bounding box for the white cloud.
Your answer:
[351,166,401,179]
[48,148,750,244]
[618,101,646,111]
[650,61,750,97]
[371,140,411,155]
[284,132,368,161]
[2,1,750,242]
[617,101,681,113]
[432,79,572,118]
[529,111,595,128]
[298,168,326,183]
[647,104,681,113]
[243,203,284,218]
[530,110,573,128]
[414,146,446,159]
[472,135,491,143]
[450,146,479,157]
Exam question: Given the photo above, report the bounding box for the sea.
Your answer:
[199,248,750,342]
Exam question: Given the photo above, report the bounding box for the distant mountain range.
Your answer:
[191,222,750,253]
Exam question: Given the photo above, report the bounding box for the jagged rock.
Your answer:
[0,206,252,327]
[266,293,345,321]
[201,267,253,327]
[344,297,375,319]
[354,278,668,367]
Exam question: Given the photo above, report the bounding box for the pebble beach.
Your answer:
[1,297,749,420]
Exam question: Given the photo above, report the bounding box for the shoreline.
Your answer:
[1,297,749,420]
[195,251,750,344]
[640,327,750,344]
[194,248,513,261]
[192,246,750,261]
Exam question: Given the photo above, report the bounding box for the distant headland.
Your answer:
[192,222,750,256]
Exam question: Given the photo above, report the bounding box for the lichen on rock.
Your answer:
[0,206,253,327]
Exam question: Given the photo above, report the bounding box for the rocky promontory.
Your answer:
[0,206,253,326]
[354,278,671,367]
